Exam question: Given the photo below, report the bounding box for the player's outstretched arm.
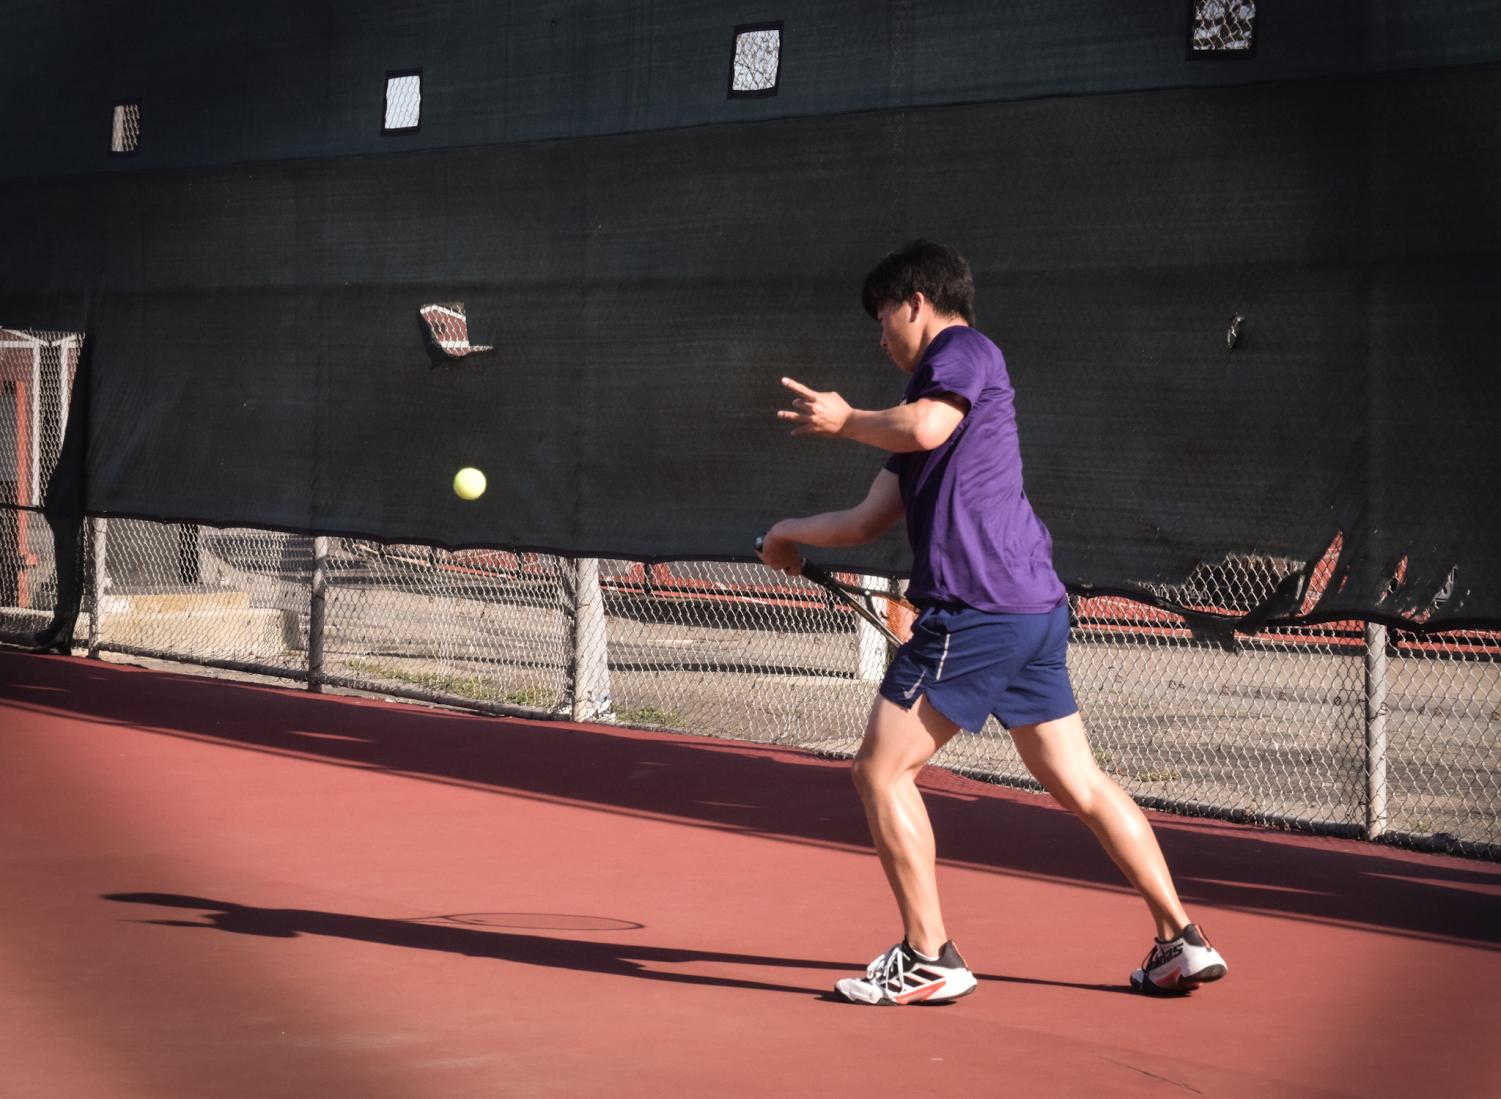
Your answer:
[778,377,964,452]
[757,470,903,574]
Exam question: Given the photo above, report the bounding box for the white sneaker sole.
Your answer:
[835,969,978,1006]
[1131,955,1229,995]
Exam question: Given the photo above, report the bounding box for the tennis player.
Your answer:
[758,241,1227,1004]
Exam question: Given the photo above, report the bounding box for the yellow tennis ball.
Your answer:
[453,467,486,500]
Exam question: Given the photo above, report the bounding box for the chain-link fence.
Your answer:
[383,71,422,132]
[1191,0,1257,53]
[110,101,141,154]
[1,329,82,635]
[730,24,782,95]
[1,321,1495,857]
[2,511,1496,858]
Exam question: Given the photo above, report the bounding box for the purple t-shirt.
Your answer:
[882,326,1066,613]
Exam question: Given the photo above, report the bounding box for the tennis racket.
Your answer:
[755,535,914,647]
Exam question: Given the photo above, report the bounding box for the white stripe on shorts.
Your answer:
[935,634,951,681]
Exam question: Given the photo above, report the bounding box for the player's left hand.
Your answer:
[778,377,852,438]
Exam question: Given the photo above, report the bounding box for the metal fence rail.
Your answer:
[2,511,1495,858]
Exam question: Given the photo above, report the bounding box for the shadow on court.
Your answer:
[4,651,1498,949]
[103,892,844,997]
[101,892,1128,999]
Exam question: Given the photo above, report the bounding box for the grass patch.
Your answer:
[615,705,683,729]
[345,659,553,708]
[498,684,557,708]
[1135,768,1182,783]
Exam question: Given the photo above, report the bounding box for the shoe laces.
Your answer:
[866,944,910,992]
[1140,924,1188,972]
[1140,931,1182,972]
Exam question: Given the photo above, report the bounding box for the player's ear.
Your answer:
[907,293,926,321]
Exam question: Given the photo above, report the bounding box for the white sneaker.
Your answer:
[1130,923,1228,995]
[835,940,978,1005]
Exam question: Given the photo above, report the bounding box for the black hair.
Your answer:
[860,240,976,325]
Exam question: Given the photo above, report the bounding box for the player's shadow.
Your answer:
[103,892,1125,998]
[104,892,835,996]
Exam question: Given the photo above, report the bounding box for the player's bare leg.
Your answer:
[851,694,961,957]
[1009,712,1190,938]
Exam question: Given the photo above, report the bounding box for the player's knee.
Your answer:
[1059,772,1114,821]
[1063,785,1097,819]
[850,752,892,800]
[850,753,876,797]
[1026,763,1090,816]
[1032,772,1074,813]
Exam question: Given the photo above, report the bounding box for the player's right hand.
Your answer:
[756,528,802,576]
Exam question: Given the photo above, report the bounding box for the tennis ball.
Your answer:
[453,467,487,500]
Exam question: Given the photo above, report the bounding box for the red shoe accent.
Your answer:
[896,980,945,1004]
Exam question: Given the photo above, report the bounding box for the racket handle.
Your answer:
[756,533,808,577]
[798,559,831,586]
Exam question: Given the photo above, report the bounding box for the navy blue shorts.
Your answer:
[878,600,1078,733]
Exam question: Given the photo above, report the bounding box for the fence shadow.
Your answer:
[4,650,1497,948]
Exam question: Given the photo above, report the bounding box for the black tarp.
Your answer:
[2,1,1499,631]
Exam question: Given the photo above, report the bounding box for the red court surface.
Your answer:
[2,649,1499,1097]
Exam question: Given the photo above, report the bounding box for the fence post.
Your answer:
[87,517,106,658]
[855,573,889,681]
[308,535,330,692]
[1363,621,1389,839]
[564,557,612,722]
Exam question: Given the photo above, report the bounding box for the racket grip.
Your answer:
[798,559,829,585]
[756,533,808,577]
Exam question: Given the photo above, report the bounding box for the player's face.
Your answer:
[876,297,922,374]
